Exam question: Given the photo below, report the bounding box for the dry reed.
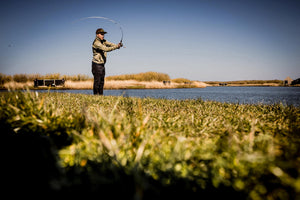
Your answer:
[1,80,207,90]
[4,81,33,89]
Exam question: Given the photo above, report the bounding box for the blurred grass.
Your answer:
[1,90,299,199]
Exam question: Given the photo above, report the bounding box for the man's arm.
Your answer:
[104,40,116,47]
[94,40,119,52]
[105,41,123,48]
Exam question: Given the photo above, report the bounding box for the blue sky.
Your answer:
[1,0,299,81]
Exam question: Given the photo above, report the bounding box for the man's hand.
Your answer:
[117,42,123,48]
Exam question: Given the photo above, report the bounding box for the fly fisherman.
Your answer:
[92,28,123,95]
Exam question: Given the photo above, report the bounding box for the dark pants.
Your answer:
[92,62,105,95]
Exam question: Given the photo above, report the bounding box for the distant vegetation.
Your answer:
[205,80,284,85]
[0,72,171,84]
[0,73,91,84]
[292,78,300,85]
[1,72,298,88]
[0,72,206,90]
[171,78,192,83]
[106,71,170,82]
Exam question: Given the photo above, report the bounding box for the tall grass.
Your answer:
[0,73,93,84]
[106,71,170,82]
[172,78,192,83]
[1,91,299,199]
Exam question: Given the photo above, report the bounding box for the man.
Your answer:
[92,28,122,95]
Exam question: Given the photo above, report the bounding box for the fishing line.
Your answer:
[76,16,124,44]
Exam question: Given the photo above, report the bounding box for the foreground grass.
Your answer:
[1,91,300,199]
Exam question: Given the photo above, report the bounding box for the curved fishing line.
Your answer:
[78,16,124,43]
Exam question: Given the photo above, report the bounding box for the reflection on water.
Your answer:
[36,87,300,106]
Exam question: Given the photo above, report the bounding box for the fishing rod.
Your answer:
[78,16,124,46]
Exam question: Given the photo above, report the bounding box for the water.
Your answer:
[36,87,300,107]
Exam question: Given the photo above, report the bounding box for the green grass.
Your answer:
[1,90,300,199]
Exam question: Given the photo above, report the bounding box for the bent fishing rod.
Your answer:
[78,16,125,47]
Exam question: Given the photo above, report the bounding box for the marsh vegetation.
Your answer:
[1,91,299,199]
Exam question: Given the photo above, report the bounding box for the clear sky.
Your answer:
[1,0,299,81]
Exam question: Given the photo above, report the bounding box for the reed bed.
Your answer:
[1,91,299,199]
[3,81,33,89]
[64,80,93,89]
[56,80,161,90]
[2,80,206,90]
[106,71,170,82]
[104,80,205,89]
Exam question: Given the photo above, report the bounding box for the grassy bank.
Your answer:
[1,91,299,199]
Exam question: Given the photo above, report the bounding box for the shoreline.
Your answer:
[1,80,207,90]
[1,84,299,91]
[1,80,299,91]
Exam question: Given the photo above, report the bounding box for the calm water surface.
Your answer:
[37,87,300,106]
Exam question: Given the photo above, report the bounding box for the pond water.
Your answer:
[36,86,300,107]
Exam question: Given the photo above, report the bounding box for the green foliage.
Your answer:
[1,91,300,199]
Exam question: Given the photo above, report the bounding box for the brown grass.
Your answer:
[4,81,33,89]
[65,80,207,89]
[1,80,207,90]
[64,80,93,89]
